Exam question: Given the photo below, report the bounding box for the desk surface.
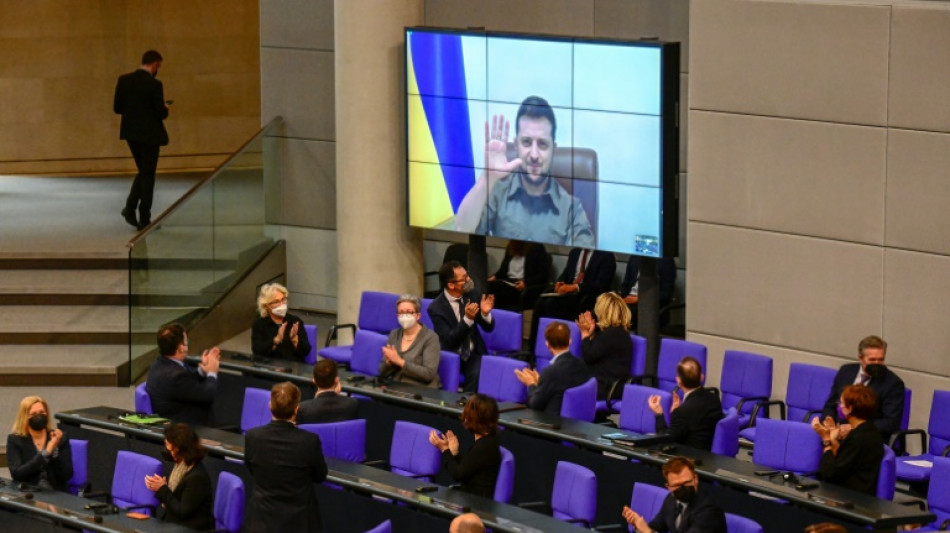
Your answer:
[57,406,583,533]
[195,351,936,530]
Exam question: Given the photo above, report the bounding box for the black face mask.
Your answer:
[28,414,47,431]
[672,484,696,504]
[161,449,174,462]
[865,364,886,380]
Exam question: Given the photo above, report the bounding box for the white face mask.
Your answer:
[397,313,417,330]
[272,304,288,318]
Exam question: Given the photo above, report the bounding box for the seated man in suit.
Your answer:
[244,382,328,533]
[428,260,495,392]
[514,321,592,415]
[622,456,727,533]
[297,359,359,424]
[450,513,486,533]
[821,335,905,442]
[530,248,616,346]
[648,356,723,451]
[620,256,677,331]
[146,323,220,426]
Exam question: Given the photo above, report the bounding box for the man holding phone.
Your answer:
[113,50,170,230]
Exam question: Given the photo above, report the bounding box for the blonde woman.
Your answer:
[7,396,73,491]
[577,292,633,401]
[252,282,311,362]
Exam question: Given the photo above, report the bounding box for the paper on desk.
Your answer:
[903,460,933,468]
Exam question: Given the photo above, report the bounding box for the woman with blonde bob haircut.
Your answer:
[7,395,73,491]
[251,282,311,362]
[577,292,633,402]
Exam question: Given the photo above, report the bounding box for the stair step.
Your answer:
[0,256,127,270]
[0,345,128,386]
[0,306,128,344]
[0,270,127,294]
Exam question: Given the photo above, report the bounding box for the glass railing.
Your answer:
[126,118,282,382]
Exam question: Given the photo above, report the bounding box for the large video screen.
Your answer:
[405,28,679,258]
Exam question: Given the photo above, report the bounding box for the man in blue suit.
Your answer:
[514,321,591,415]
[623,456,726,533]
[145,323,219,426]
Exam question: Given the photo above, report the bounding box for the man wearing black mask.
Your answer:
[622,456,726,533]
[822,335,905,442]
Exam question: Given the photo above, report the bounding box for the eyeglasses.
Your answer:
[269,297,288,306]
[451,273,470,284]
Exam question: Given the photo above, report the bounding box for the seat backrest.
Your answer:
[712,408,740,458]
[482,309,523,355]
[349,330,388,376]
[725,512,763,533]
[438,350,460,392]
[477,355,528,404]
[877,444,896,500]
[214,471,245,533]
[927,456,950,528]
[630,334,648,378]
[785,363,837,422]
[619,384,670,434]
[390,421,441,479]
[364,520,392,533]
[928,390,950,455]
[299,419,367,463]
[111,451,162,513]
[134,383,153,414]
[494,446,515,503]
[304,324,318,365]
[719,350,773,414]
[561,377,597,422]
[629,482,667,532]
[752,418,822,473]
[551,461,597,526]
[68,439,88,495]
[420,298,434,329]
[357,291,400,333]
[240,387,272,434]
[657,339,707,392]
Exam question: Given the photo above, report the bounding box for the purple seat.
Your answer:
[134,383,152,414]
[299,419,367,463]
[438,350,460,392]
[68,439,89,496]
[111,451,162,514]
[304,324,318,365]
[739,362,836,443]
[618,384,670,434]
[365,520,392,533]
[213,471,245,533]
[349,330,388,376]
[561,378,597,423]
[389,421,441,481]
[534,318,582,371]
[319,291,400,364]
[240,387,271,434]
[420,298,434,329]
[752,418,822,475]
[482,309,524,356]
[719,350,772,427]
[877,445,896,501]
[494,446,515,503]
[628,482,666,531]
[712,408,740,458]
[551,461,597,527]
[725,513,763,533]
[654,338,707,392]
[917,456,950,531]
[597,333,647,414]
[896,389,950,484]
[478,355,529,404]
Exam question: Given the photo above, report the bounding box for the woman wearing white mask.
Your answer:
[251,283,311,362]
[379,294,441,388]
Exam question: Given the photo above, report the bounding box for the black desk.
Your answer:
[197,352,936,532]
[0,477,192,533]
[57,406,584,533]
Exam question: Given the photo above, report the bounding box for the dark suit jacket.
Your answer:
[655,387,724,451]
[251,314,312,362]
[146,356,217,426]
[527,352,592,415]
[821,363,905,440]
[113,68,169,145]
[244,420,328,533]
[581,325,633,400]
[155,461,213,530]
[492,243,551,286]
[556,249,616,298]
[648,489,727,533]
[6,431,73,491]
[428,290,495,358]
[620,256,677,306]
[297,391,360,424]
[818,421,884,495]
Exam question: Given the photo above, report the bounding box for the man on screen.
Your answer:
[454,96,594,247]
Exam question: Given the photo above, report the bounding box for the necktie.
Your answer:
[453,297,472,361]
[573,250,589,284]
[674,502,686,530]
[860,373,870,386]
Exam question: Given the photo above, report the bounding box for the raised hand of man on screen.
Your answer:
[454,114,522,233]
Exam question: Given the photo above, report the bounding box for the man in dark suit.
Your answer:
[297,359,359,424]
[648,356,723,451]
[530,248,616,345]
[145,323,219,426]
[514,321,592,415]
[821,335,905,442]
[428,260,495,392]
[621,256,677,330]
[244,382,328,533]
[114,49,170,230]
[623,456,727,533]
